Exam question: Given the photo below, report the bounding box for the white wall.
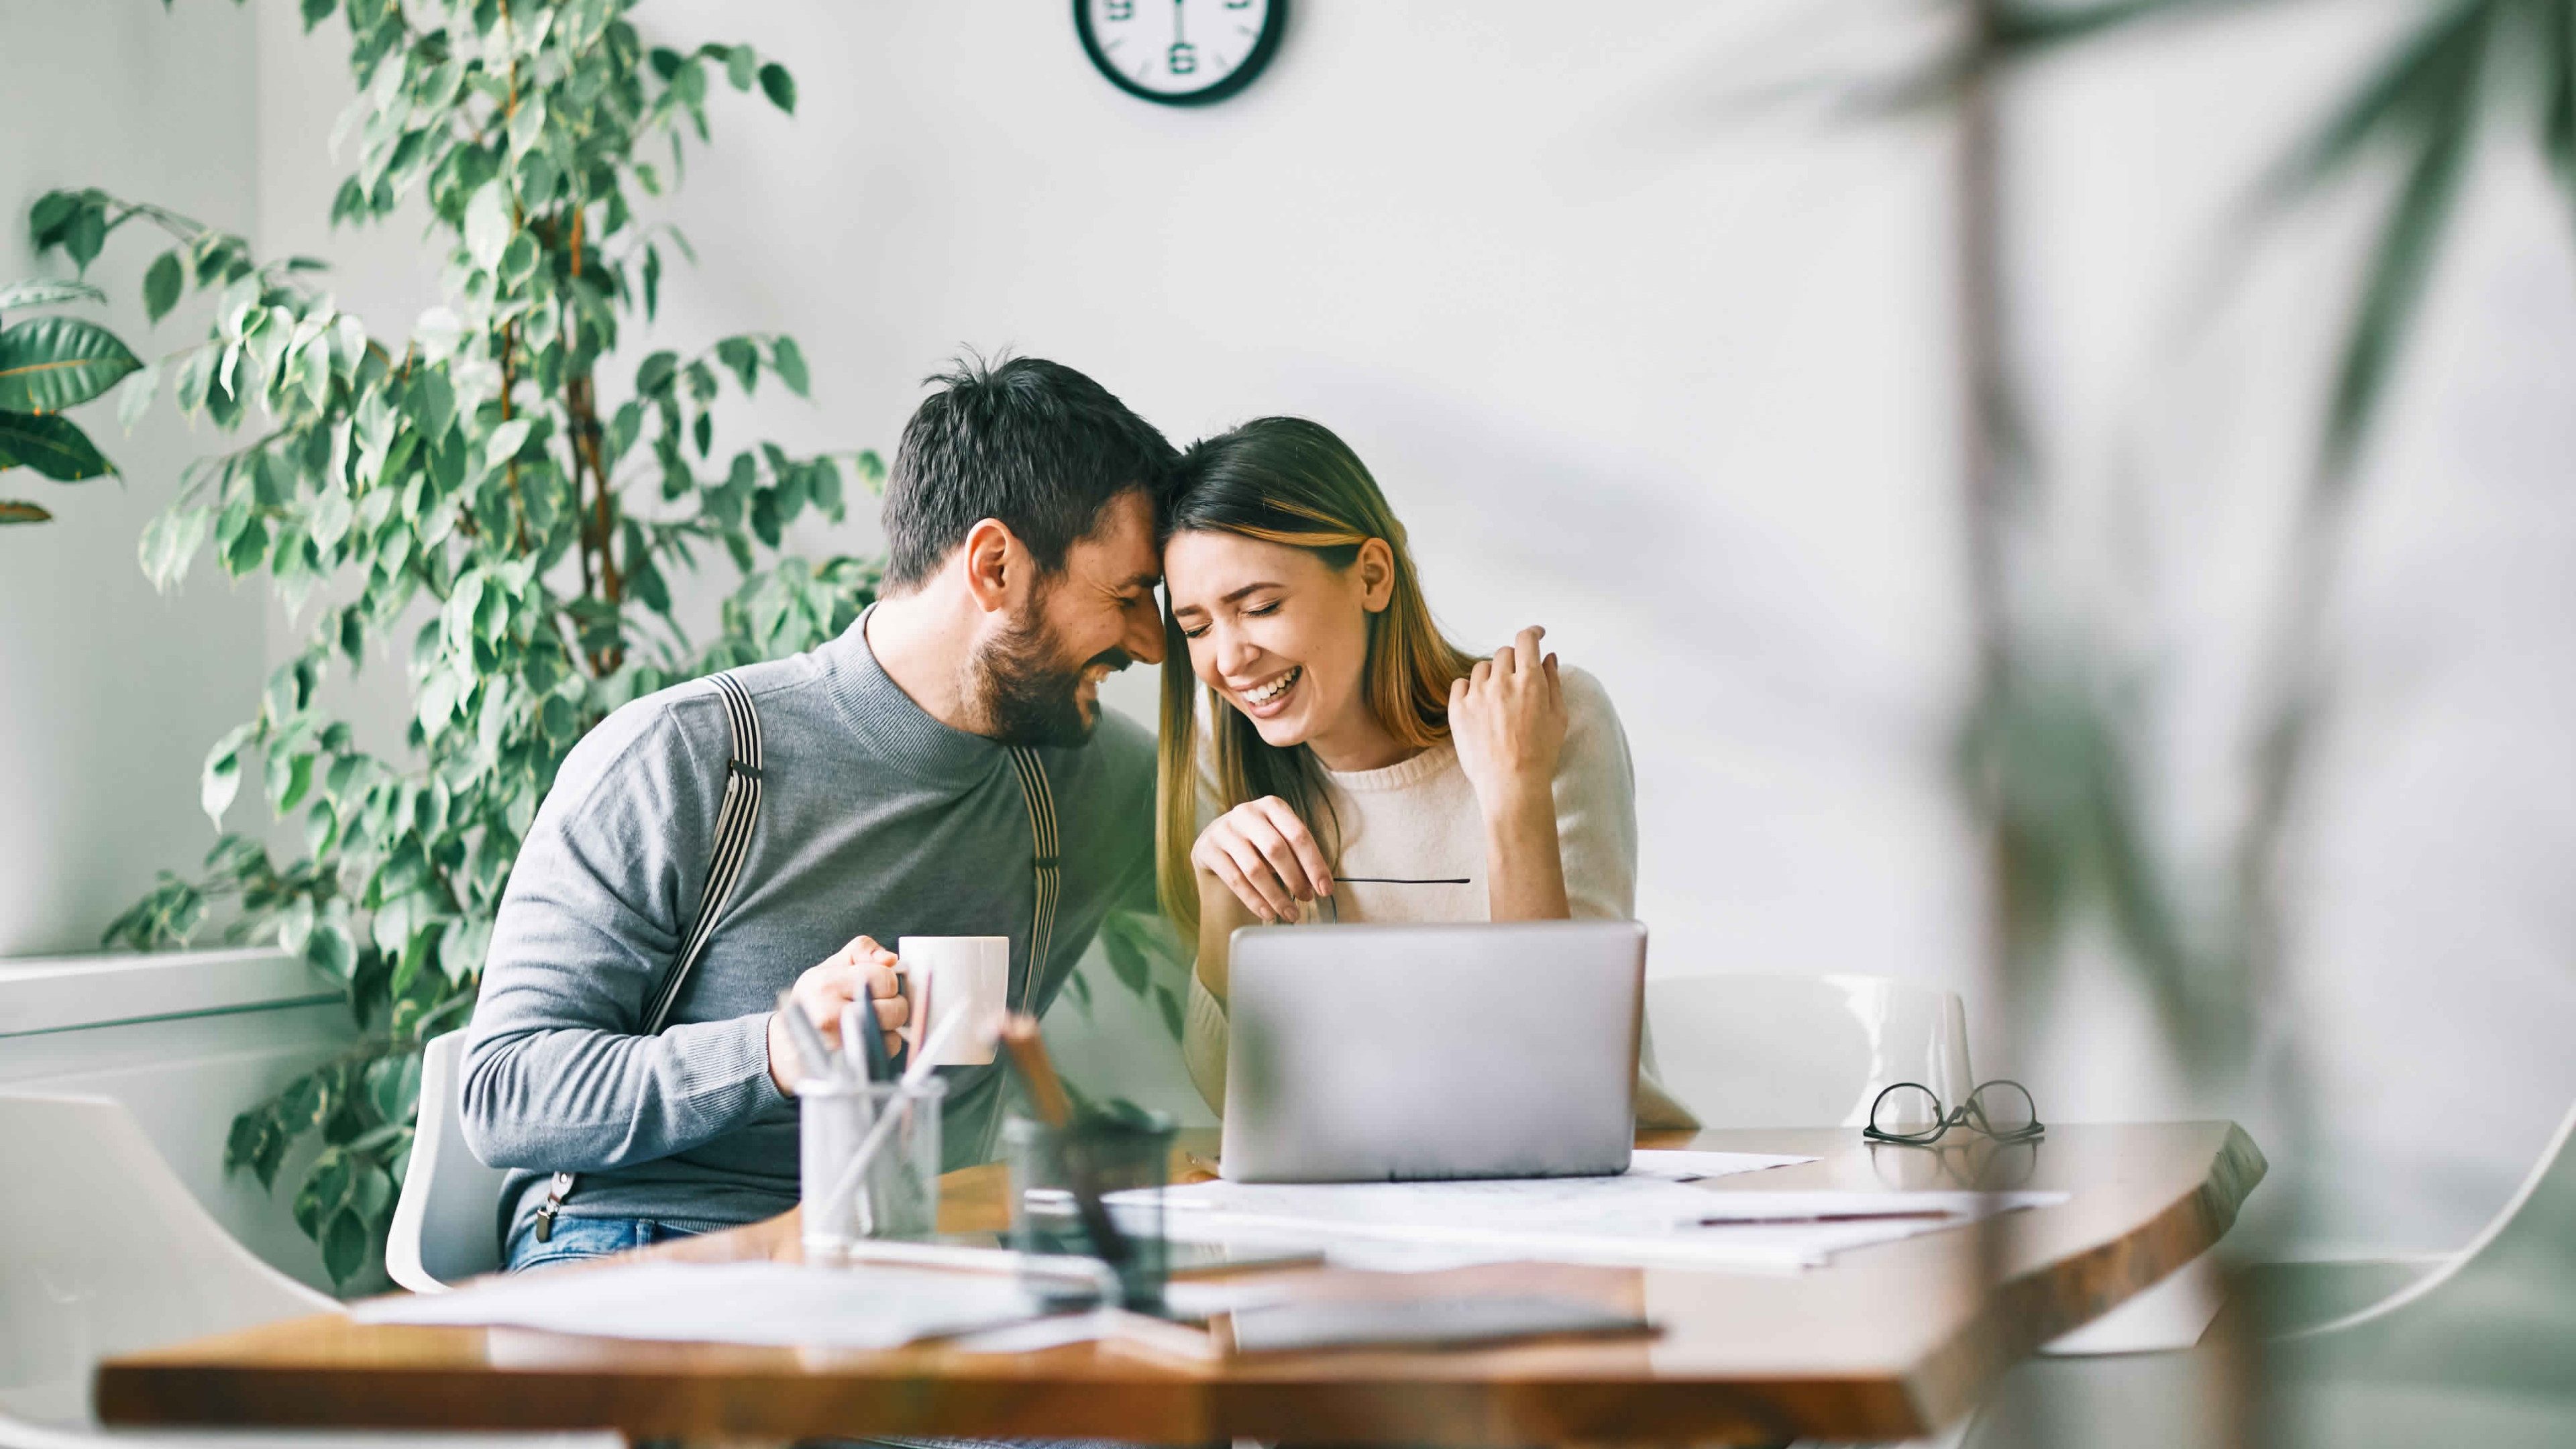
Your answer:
[0,0,269,957]
[107,0,2576,1261]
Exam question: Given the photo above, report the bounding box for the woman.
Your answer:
[1157,417,1690,1124]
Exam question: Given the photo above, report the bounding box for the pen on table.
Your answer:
[1695,1208,1960,1226]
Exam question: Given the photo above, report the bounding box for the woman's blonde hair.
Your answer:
[1155,417,1482,935]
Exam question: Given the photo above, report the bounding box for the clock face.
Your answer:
[1075,0,1287,107]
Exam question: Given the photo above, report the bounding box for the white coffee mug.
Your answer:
[896,935,1010,1067]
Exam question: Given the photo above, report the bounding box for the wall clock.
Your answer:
[1075,0,1287,107]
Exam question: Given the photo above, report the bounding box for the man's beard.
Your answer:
[975,600,1130,749]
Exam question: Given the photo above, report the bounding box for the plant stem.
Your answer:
[498,317,528,553]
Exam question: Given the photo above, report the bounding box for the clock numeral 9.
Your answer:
[1105,0,1132,20]
[1167,41,1197,75]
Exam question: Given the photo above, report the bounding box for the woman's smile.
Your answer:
[1234,664,1303,717]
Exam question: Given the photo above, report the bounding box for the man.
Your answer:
[462,356,1173,1270]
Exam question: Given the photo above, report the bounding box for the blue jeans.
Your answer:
[504,1214,736,1273]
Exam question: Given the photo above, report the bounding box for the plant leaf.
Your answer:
[202,722,254,826]
[1102,918,1152,997]
[0,499,52,525]
[321,1205,370,1286]
[464,184,513,273]
[2540,0,2576,199]
[307,918,356,979]
[1992,0,2271,53]
[139,503,215,592]
[0,411,114,480]
[118,359,163,433]
[2253,0,2496,212]
[63,205,107,272]
[771,337,808,397]
[365,1052,422,1125]
[2314,1,2491,482]
[144,250,185,323]
[716,336,759,392]
[0,279,106,312]
[759,62,796,115]
[0,316,145,413]
[484,417,533,471]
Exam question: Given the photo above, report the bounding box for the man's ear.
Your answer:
[1356,537,1397,613]
[959,518,1020,614]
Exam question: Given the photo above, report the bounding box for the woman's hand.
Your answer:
[1191,796,1332,925]
[1449,625,1566,816]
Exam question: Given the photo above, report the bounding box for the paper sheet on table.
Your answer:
[944,1280,1291,1356]
[1112,1173,2067,1275]
[353,1260,1048,1348]
[1627,1148,1817,1180]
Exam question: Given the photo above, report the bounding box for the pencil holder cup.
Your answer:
[1003,1106,1176,1311]
[800,1076,945,1260]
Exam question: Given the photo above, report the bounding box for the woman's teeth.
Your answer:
[1243,667,1301,706]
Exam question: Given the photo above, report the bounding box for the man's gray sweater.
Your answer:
[460,608,1156,1244]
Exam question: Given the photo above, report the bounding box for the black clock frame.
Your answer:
[1073,0,1288,107]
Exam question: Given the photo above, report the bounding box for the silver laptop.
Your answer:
[1219,920,1645,1183]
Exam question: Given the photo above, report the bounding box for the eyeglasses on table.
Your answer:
[1862,1078,2045,1146]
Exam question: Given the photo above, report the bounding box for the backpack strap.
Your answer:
[535,672,764,1243]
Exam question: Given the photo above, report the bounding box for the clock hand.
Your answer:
[1172,0,1185,44]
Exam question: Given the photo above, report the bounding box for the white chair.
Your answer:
[385,1030,509,1294]
[0,1092,336,1425]
[1961,1101,2576,1449]
[1644,973,1976,1128]
[2261,1097,2576,1443]
[0,1091,619,1449]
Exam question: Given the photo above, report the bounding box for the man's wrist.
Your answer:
[764,1010,798,1097]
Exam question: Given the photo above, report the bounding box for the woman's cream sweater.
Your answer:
[1181,665,1695,1127]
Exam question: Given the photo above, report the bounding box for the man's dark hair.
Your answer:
[880,355,1176,591]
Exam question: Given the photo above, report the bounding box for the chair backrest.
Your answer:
[386,1030,510,1293]
[2273,1098,2576,1397]
[1643,973,1974,1128]
[0,1093,335,1423]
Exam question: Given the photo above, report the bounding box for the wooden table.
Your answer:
[97,1123,2262,1446]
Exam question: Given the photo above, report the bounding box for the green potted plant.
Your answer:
[59,0,871,1289]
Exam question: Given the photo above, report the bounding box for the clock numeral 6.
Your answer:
[1167,41,1197,75]
[1106,0,1132,20]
